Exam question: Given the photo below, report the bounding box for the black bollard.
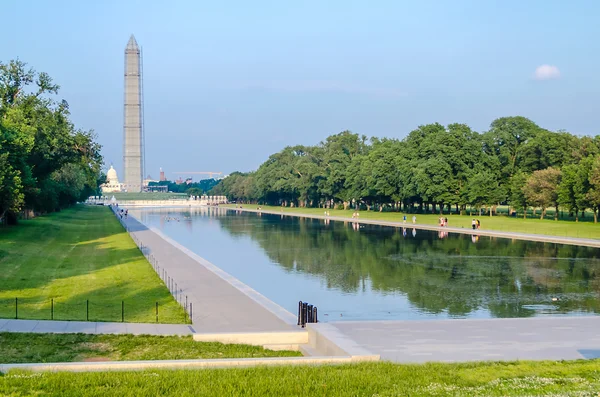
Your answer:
[302,302,308,327]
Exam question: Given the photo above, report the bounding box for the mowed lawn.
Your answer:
[2,360,600,396]
[0,333,300,363]
[0,205,187,323]
[240,205,600,240]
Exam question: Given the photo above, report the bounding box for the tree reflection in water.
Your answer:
[216,212,600,319]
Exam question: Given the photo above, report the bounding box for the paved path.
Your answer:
[225,207,600,248]
[325,316,600,363]
[0,318,194,335]
[116,210,298,333]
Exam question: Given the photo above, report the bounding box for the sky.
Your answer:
[2,0,599,179]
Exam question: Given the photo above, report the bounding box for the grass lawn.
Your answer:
[2,360,600,396]
[0,205,187,323]
[239,205,600,240]
[0,333,300,363]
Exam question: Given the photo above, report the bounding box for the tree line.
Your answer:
[211,116,600,222]
[148,179,219,196]
[0,60,103,224]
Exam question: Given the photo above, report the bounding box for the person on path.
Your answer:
[403,215,407,224]
[476,219,481,229]
[472,219,476,230]
[412,215,416,224]
[125,209,128,218]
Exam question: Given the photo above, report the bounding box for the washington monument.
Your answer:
[123,35,144,192]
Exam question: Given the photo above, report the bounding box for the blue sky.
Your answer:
[2,0,599,179]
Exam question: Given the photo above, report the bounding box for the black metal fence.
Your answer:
[297,301,318,327]
[0,298,166,323]
[111,205,193,324]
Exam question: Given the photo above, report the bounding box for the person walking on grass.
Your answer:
[472,219,476,230]
[476,219,481,229]
[412,215,416,224]
[403,215,407,224]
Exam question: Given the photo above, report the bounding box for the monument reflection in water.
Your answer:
[132,207,600,321]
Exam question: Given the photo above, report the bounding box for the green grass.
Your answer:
[104,193,188,201]
[0,205,187,323]
[240,205,600,240]
[2,360,600,396]
[0,333,300,363]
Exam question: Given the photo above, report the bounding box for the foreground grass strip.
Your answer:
[243,205,600,240]
[2,360,600,396]
[0,333,300,363]
[0,205,186,323]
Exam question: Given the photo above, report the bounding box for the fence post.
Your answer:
[86,300,89,321]
[189,302,193,322]
[15,297,17,319]
[185,295,188,314]
[156,302,158,323]
[51,298,54,320]
[121,301,124,322]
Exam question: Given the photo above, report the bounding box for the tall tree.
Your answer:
[0,59,103,223]
[523,167,562,220]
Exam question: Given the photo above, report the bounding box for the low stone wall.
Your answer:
[87,199,226,207]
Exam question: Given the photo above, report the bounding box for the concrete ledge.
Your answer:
[193,331,308,345]
[262,344,301,351]
[307,323,380,361]
[0,356,360,373]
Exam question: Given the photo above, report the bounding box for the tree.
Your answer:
[587,156,600,223]
[509,171,529,219]
[0,59,103,223]
[523,168,562,220]
[186,187,203,196]
[557,160,592,222]
[484,116,542,183]
[466,171,505,216]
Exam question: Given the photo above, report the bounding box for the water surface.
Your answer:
[130,207,600,321]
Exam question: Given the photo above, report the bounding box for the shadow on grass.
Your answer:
[0,206,185,323]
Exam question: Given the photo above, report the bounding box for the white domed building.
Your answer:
[101,165,123,193]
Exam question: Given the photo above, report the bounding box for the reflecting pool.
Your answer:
[130,207,600,321]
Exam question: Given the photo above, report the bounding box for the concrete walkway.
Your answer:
[225,207,600,248]
[0,318,193,335]
[117,211,298,333]
[321,316,600,363]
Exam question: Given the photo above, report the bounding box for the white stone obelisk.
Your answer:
[123,35,143,192]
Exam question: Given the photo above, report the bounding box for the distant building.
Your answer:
[159,167,166,181]
[143,175,157,188]
[101,165,123,193]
